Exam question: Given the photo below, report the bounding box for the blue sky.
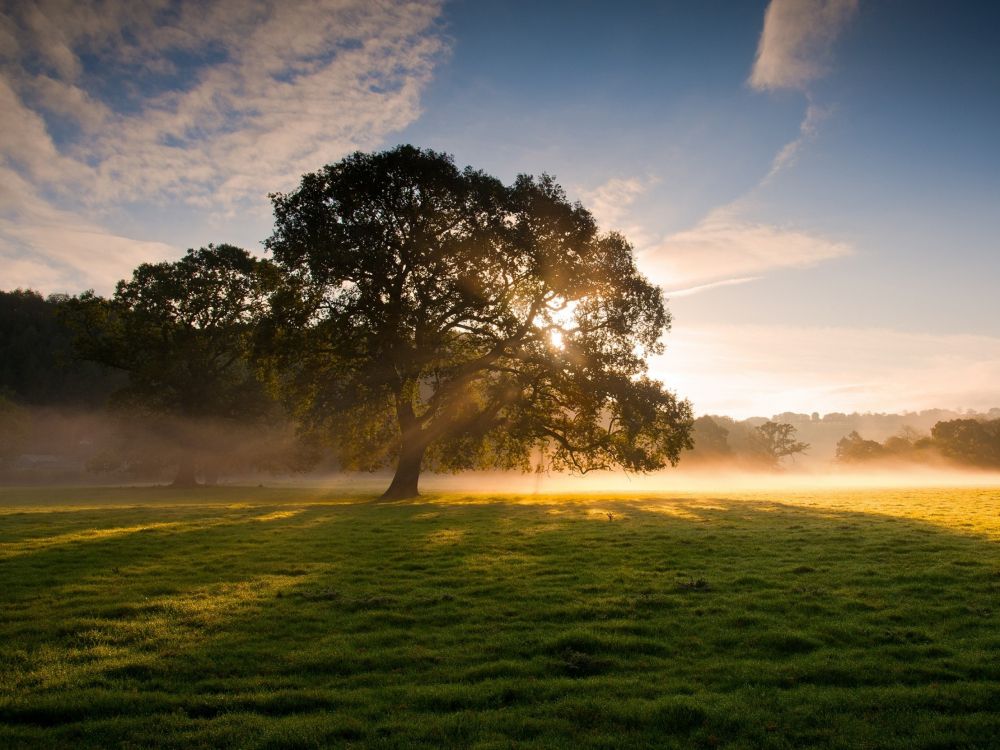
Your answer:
[2,0,999,416]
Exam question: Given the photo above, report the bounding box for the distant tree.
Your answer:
[66,245,280,486]
[882,426,921,456]
[686,415,731,460]
[0,289,121,406]
[835,426,940,464]
[265,145,693,499]
[754,421,809,466]
[701,416,766,464]
[835,431,885,462]
[931,419,1000,468]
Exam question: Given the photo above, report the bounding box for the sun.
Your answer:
[536,297,579,351]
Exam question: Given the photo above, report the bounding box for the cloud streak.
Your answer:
[578,175,659,248]
[639,209,852,290]
[764,101,829,182]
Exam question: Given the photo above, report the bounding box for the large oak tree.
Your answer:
[266,146,693,499]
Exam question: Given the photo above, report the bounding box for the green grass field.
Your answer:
[1,485,998,749]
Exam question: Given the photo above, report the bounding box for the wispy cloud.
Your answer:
[639,208,852,290]
[764,101,829,182]
[751,0,858,183]
[623,0,860,297]
[2,0,447,209]
[576,174,852,296]
[578,175,659,248]
[579,176,654,228]
[663,276,761,299]
[749,0,859,92]
[0,0,448,293]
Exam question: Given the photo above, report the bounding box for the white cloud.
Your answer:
[14,0,446,209]
[29,75,111,132]
[749,0,858,92]
[579,176,652,228]
[663,276,761,298]
[0,0,447,292]
[653,323,1000,418]
[639,208,852,291]
[0,77,91,186]
[577,175,660,249]
[587,0,861,300]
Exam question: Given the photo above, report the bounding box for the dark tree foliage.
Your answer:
[688,415,732,458]
[754,421,809,466]
[931,418,1000,467]
[0,289,121,406]
[265,145,693,499]
[835,430,886,462]
[66,245,280,486]
[0,395,28,465]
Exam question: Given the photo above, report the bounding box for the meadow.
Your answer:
[1,484,998,749]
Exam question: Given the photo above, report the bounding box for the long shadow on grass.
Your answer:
[1,496,998,749]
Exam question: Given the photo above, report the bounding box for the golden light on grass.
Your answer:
[415,482,1000,539]
[0,522,186,559]
[252,509,304,522]
[425,528,465,546]
[9,574,310,692]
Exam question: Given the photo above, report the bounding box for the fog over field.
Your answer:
[412,465,1000,496]
[5,400,1000,492]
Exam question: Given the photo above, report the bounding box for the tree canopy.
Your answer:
[265,145,693,498]
[0,289,121,406]
[835,430,886,463]
[931,419,1000,467]
[754,421,809,467]
[66,244,280,485]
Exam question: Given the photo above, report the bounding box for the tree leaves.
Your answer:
[265,146,693,479]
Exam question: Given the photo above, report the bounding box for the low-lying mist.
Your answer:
[0,404,320,486]
[410,462,1000,495]
[3,404,1000,493]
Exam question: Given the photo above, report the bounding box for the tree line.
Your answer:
[2,146,696,497]
[684,415,810,468]
[836,421,1000,468]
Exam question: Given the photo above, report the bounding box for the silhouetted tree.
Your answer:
[265,145,693,499]
[755,421,809,466]
[66,245,279,486]
[686,415,731,460]
[0,289,121,406]
[882,426,921,456]
[835,430,885,462]
[931,419,1000,467]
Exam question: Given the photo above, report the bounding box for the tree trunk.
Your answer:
[380,440,425,500]
[171,456,199,488]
